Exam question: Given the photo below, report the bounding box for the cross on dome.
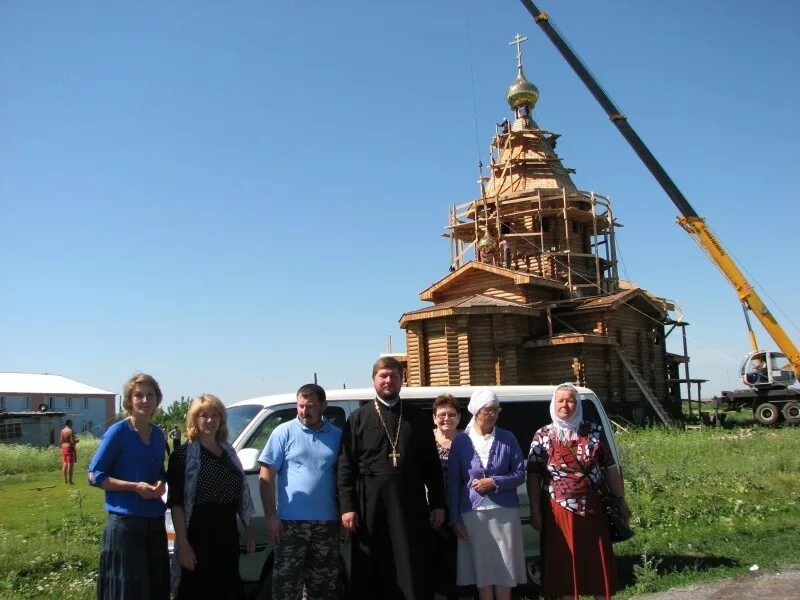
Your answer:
[508,33,529,70]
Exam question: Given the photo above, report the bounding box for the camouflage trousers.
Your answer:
[272,520,340,600]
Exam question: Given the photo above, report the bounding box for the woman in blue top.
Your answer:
[448,388,527,600]
[88,373,169,600]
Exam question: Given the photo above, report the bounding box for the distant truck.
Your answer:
[712,351,800,425]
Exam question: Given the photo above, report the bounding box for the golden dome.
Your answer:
[506,67,539,110]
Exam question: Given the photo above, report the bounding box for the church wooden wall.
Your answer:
[404,303,669,424]
[523,345,581,385]
[556,309,609,336]
[606,308,667,405]
[405,313,531,387]
[540,305,670,422]
[554,306,667,402]
[468,315,496,385]
[423,319,447,386]
[580,345,613,403]
[405,323,424,387]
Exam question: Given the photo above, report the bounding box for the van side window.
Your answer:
[405,397,603,453]
[582,399,601,426]
[242,406,347,454]
[494,403,550,451]
[404,398,471,430]
[322,406,347,430]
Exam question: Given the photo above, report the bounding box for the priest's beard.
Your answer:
[376,389,400,403]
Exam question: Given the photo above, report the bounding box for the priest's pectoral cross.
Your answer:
[389,449,400,468]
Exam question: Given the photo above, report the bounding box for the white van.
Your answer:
[166,385,620,599]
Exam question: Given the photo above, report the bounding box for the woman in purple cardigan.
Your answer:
[447,389,527,600]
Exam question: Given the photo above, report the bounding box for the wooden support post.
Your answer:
[591,192,601,292]
[562,188,572,291]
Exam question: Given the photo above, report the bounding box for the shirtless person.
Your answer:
[60,419,79,484]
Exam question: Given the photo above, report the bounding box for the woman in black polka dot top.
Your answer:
[167,394,255,599]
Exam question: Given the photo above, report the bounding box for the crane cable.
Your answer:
[462,0,483,170]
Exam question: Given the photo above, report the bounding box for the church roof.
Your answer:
[400,293,543,326]
[554,287,667,317]
[419,261,564,302]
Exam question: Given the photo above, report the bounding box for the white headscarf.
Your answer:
[466,388,499,433]
[550,383,583,442]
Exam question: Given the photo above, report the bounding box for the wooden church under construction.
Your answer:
[398,36,690,425]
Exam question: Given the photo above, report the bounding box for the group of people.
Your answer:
[87,374,255,599]
[86,358,631,600]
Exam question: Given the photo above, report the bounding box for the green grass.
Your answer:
[0,472,106,600]
[0,425,798,599]
[613,424,800,596]
[0,438,101,476]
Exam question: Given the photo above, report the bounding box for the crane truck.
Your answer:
[518,0,800,425]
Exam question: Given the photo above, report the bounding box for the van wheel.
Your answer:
[755,402,780,425]
[782,401,800,424]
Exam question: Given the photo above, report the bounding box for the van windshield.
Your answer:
[227,405,263,444]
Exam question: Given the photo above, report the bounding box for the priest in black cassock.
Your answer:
[338,356,446,600]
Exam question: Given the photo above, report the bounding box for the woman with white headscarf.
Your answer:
[526,383,630,600]
[447,388,527,600]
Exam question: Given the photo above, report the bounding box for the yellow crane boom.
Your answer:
[520,0,800,378]
[678,216,800,373]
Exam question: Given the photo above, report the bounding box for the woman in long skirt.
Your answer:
[167,394,255,599]
[88,373,170,600]
[526,383,631,600]
[448,389,527,600]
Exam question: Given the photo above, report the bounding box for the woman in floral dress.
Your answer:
[526,383,630,600]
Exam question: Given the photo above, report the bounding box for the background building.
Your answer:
[0,373,116,440]
[0,410,66,447]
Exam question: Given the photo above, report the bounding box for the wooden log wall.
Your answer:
[405,323,424,387]
[603,311,666,411]
[445,318,461,385]
[545,305,670,417]
[456,316,471,385]
[406,305,667,425]
[468,315,497,385]
[581,346,611,400]
[523,345,580,385]
[423,320,447,386]
[493,314,529,384]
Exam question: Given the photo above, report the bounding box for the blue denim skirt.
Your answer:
[97,512,169,600]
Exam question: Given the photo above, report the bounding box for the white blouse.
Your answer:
[468,428,500,511]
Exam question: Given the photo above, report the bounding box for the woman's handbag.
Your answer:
[559,436,634,543]
[595,483,635,543]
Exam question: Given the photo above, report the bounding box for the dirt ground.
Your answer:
[632,567,800,599]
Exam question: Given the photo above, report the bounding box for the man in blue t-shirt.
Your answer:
[258,383,343,600]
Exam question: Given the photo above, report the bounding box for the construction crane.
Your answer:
[518,0,800,424]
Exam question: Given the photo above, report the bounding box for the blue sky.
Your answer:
[2,0,799,406]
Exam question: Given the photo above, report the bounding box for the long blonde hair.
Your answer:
[185,394,229,443]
